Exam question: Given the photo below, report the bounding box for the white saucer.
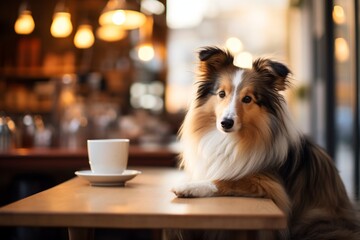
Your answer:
[75,170,141,186]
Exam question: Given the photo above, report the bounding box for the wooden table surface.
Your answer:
[0,167,286,231]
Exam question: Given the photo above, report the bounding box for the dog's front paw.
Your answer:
[172,181,218,198]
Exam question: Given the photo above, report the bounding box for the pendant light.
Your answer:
[137,44,155,61]
[96,25,127,42]
[14,2,35,35]
[50,1,73,38]
[74,24,95,49]
[136,16,154,61]
[99,0,146,30]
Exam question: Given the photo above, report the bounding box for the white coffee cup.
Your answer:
[87,139,129,174]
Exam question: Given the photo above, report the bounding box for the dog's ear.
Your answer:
[198,47,234,73]
[194,47,233,104]
[252,58,291,91]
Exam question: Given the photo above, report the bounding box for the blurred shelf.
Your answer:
[0,67,71,80]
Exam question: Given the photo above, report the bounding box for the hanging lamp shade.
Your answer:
[74,24,95,49]
[50,2,73,38]
[99,0,146,30]
[14,2,35,35]
[96,25,127,42]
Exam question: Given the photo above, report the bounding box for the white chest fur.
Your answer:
[181,129,265,181]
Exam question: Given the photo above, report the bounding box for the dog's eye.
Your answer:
[242,96,252,103]
[218,91,226,98]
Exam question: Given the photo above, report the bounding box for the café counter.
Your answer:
[0,146,178,172]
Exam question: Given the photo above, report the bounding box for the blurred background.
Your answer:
[0,0,358,219]
[0,0,359,239]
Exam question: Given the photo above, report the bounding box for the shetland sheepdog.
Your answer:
[172,47,360,239]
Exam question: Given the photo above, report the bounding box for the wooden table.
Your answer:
[0,167,286,240]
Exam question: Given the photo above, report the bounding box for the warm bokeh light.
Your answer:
[112,10,126,25]
[51,12,73,38]
[96,25,127,42]
[99,10,146,30]
[234,52,253,69]
[138,44,155,61]
[335,37,349,62]
[225,37,243,54]
[333,5,346,25]
[74,24,95,49]
[14,10,35,35]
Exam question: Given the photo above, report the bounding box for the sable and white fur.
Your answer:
[172,47,360,239]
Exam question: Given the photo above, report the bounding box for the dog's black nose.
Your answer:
[221,118,234,130]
